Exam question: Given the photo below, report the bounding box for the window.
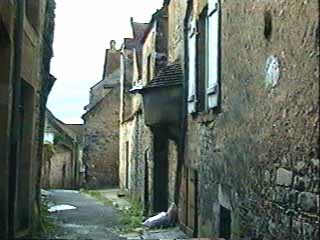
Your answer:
[147,54,152,82]
[197,8,208,111]
[207,0,220,109]
[187,13,197,113]
[187,0,220,114]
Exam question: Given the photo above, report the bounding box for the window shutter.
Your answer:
[188,15,197,113]
[207,0,219,109]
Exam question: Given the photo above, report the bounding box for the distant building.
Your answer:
[82,41,121,188]
[41,109,83,190]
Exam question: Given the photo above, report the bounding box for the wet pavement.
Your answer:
[42,189,191,240]
[44,189,125,240]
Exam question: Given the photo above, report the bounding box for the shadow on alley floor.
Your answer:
[42,189,190,240]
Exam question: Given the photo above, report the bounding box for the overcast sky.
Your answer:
[47,0,163,124]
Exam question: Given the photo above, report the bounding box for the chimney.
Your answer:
[110,40,116,51]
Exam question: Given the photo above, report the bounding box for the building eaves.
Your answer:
[81,97,105,119]
[142,63,183,90]
[46,109,78,141]
[130,19,149,41]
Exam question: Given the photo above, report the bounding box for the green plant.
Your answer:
[80,189,113,205]
[118,198,144,233]
[31,198,57,238]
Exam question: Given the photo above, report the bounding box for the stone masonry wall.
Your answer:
[83,88,120,188]
[168,139,178,206]
[49,145,73,189]
[168,0,187,63]
[184,0,319,239]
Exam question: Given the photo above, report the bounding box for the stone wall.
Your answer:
[184,0,319,239]
[168,0,187,63]
[168,139,178,206]
[119,108,154,214]
[83,88,120,188]
[41,111,82,190]
[0,1,56,238]
[49,145,73,189]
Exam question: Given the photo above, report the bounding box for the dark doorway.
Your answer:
[62,163,66,188]
[125,141,129,189]
[153,132,168,213]
[181,167,198,237]
[0,20,11,237]
[144,149,149,216]
[219,205,231,239]
[16,80,35,231]
[188,169,198,237]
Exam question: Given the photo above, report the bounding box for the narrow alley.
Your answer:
[0,0,319,240]
[42,190,124,240]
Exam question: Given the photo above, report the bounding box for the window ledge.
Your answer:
[189,108,220,123]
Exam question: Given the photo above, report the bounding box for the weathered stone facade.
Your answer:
[117,0,319,239]
[0,1,56,238]
[182,0,319,239]
[41,109,83,190]
[118,3,188,221]
[82,43,120,188]
[119,18,154,214]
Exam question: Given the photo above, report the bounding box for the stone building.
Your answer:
[41,109,83,190]
[119,0,319,239]
[119,17,153,214]
[82,41,121,188]
[181,0,319,239]
[119,2,186,217]
[0,1,56,238]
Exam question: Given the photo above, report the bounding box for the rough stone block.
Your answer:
[294,175,306,191]
[297,192,318,212]
[294,161,307,174]
[302,222,315,240]
[274,186,287,204]
[276,168,293,187]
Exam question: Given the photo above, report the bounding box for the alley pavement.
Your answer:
[43,189,193,240]
[44,189,125,240]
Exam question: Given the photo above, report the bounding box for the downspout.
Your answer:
[8,0,24,238]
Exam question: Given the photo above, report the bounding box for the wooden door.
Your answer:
[187,168,198,236]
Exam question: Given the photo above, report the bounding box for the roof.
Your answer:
[131,20,149,41]
[142,63,183,89]
[128,19,150,78]
[46,109,82,141]
[82,96,105,119]
[123,38,137,50]
[140,6,167,44]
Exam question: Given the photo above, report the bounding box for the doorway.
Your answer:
[180,166,198,237]
[0,20,12,237]
[125,141,129,189]
[144,149,149,216]
[153,133,168,213]
[16,80,35,231]
[219,205,231,239]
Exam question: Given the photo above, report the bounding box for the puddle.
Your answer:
[48,204,77,212]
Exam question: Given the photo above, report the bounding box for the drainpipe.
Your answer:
[8,0,24,238]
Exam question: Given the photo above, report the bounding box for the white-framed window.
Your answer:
[187,0,220,114]
[187,12,197,114]
[207,0,220,109]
